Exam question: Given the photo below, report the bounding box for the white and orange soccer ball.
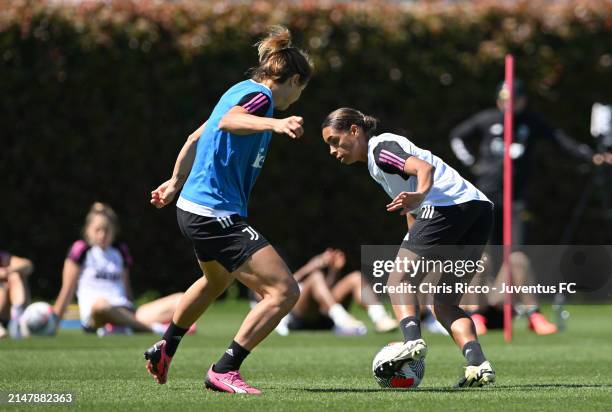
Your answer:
[372,342,425,389]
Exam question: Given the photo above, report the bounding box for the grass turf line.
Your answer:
[1,302,611,411]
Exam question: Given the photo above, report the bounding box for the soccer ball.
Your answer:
[372,342,425,388]
[20,302,57,336]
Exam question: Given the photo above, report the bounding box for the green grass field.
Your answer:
[2,302,611,411]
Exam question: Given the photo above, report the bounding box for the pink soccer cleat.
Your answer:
[204,365,262,395]
[144,340,173,384]
[528,312,558,335]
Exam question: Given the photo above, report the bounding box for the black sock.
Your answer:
[462,341,486,366]
[213,340,250,373]
[400,316,422,342]
[162,322,189,357]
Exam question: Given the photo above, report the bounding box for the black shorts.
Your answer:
[177,208,270,272]
[287,314,335,331]
[478,306,506,329]
[402,200,493,304]
[402,200,493,260]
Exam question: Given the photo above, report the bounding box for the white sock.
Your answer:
[151,322,167,335]
[275,314,291,336]
[10,304,24,320]
[367,305,388,323]
[328,304,352,326]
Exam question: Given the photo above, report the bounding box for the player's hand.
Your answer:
[50,313,60,336]
[593,152,612,166]
[308,249,334,269]
[273,116,304,139]
[386,192,425,215]
[150,179,178,209]
[331,250,346,271]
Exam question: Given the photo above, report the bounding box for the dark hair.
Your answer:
[249,26,313,85]
[321,107,379,138]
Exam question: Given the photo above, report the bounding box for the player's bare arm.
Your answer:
[386,157,434,214]
[150,120,207,208]
[219,106,304,139]
[52,259,80,322]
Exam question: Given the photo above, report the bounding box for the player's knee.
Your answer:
[275,278,300,309]
[309,270,326,284]
[285,279,301,306]
[22,259,34,277]
[346,271,361,284]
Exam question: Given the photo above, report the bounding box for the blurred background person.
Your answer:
[0,250,33,339]
[253,248,398,336]
[462,251,558,336]
[449,79,607,247]
[52,202,190,336]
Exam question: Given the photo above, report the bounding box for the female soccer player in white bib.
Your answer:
[321,108,495,388]
[144,26,313,394]
[53,203,185,335]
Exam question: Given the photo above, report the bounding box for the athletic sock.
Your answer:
[400,316,422,342]
[10,304,24,321]
[151,322,168,335]
[8,304,25,338]
[462,340,486,366]
[328,303,352,326]
[162,322,189,357]
[525,306,539,316]
[367,305,388,323]
[213,340,250,373]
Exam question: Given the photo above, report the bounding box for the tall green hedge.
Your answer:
[1,0,610,297]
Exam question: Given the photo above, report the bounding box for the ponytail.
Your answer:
[249,26,313,85]
[256,25,292,63]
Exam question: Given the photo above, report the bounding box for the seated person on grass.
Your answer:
[0,250,33,339]
[253,248,398,336]
[52,202,193,336]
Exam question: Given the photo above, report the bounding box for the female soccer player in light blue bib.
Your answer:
[144,26,313,394]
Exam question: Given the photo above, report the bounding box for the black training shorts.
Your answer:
[402,200,493,260]
[177,208,270,272]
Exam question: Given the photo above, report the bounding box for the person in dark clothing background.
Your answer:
[449,80,611,334]
[449,80,606,245]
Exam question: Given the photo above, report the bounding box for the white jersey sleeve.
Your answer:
[367,133,490,212]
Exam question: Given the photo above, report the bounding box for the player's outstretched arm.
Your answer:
[449,115,480,167]
[52,259,80,330]
[151,121,207,209]
[293,249,334,282]
[219,106,304,139]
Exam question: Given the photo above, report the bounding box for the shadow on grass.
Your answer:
[299,383,612,393]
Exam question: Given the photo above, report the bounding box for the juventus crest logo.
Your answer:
[242,226,259,241]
